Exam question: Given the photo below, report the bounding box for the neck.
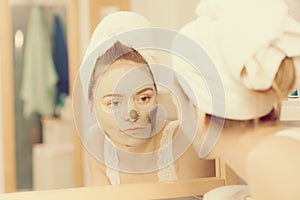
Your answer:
[118,136,157,153]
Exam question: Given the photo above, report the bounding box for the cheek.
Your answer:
[95,107,117,130]
[135,105,154,124]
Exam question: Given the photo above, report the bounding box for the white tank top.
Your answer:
[104,120,179,185]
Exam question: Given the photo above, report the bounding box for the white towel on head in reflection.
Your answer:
[79,11,154,103]
[21,7,58,117]
[172,0,300,120]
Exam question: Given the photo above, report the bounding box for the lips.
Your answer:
[122,127,146,135]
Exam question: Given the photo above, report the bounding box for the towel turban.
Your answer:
[79,11,154,103]
[172,0,300,120]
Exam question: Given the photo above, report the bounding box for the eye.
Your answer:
[107,99,122,108]
[137,95,151,104]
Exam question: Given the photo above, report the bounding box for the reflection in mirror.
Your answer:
[10,2,73,191]
[75,17,216,185]
[2,0,236,195]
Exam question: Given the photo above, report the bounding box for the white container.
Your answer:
[33,144,75,190]
[280,98,300,121]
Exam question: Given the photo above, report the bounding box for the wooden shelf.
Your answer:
[0,178,224,200]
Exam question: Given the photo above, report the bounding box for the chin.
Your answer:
[123,138,148,147]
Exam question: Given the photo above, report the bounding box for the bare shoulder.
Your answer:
[246,127,300,200]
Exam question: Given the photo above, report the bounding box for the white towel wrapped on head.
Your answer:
[172,0,300,120]
[79,11,154,103]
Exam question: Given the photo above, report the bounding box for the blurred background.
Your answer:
[0,0,299,193]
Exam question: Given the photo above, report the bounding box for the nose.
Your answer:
[130,110,139,120]
[126,99,139,122]
[124,109,139,122]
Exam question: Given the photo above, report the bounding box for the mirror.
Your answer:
[1,0,237,195]
[76,0,235,189]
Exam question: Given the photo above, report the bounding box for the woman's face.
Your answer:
[93,59,157,147]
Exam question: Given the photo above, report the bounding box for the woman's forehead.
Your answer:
[100,60,151,81]
[96,60,155,97]
[105,59,146,71]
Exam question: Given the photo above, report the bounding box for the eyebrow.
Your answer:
[101,94,122,99]
[101,87,154,99]
[136,87,154,95]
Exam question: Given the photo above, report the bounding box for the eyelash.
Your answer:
[136,95,152,104]
[103,92,153,108]
[107,99,122,107]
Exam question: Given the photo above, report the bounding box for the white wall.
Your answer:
[130,0,199,30]
[285,0,300,21]
[0,42,5,193]
[131,0,300,31]
[285,0,300,89]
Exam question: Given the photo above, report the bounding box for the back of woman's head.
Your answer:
[172,0,300,122]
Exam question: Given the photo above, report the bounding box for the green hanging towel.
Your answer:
[20,7,58,118]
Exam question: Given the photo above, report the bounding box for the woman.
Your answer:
[79,11,215,186]
[172,0,300,199]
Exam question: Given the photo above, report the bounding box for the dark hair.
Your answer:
[88,41,157,106]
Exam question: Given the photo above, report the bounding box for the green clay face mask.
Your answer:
[93,60,160,147]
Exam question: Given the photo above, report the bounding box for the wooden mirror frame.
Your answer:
[0,160,237,199]
[0,0,16,193]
